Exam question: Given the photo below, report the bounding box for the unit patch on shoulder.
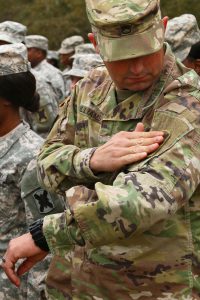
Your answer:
[33,188,55,214]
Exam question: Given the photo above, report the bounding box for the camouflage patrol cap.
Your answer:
[85,0,164,62]
[25,35,48,51]
[0,43,31,76]
[74,43,96,55]
[0,21,27,44]
[58,35,84,54]
[64,53,103,78]
[165,14,200,62]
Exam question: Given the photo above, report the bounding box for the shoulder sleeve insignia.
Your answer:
[33,188,55,214]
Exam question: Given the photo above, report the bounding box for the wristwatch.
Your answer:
[29,218,50,252]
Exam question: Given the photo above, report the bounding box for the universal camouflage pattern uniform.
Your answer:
[21,69,59,138]
[0,43,58,300]
[25,35,65,104]
[37,1,200,299]
[165,14,200,62]
[73,43,96,55]
[59,35,84,97]
[0,20,27,44]
[65,53,103,78]
[0,122,43,300]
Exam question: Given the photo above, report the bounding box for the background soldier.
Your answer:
[0,20,27,45]
[25,35,65,103]
[165,14,200,63]
[58,35,84,96]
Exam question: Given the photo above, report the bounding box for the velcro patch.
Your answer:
[33,188,55,214]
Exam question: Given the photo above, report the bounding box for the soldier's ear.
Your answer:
[88,33,100,54]
[162,16,169,31]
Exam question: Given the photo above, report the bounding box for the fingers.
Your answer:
[122,152,148,164]
[134,122,144,132]
[127,130,164,139]
[1,256,20,287]
[17,258,39,277]
[129,135,164,147]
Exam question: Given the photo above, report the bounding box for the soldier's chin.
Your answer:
[123,79,153,91]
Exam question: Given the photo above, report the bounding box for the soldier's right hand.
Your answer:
[90,123,164,173]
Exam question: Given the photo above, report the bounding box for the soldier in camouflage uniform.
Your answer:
[0,25,61,132]
[64,53,103,90]
[165,14,200,62]
[3,1,200,300]
[165,14,200,77]
[0,43,43,299]
[22,69,59,138]
[73,43,96,55]
[0,20,27,45]
[58,35,84,96]
[47,50,59,68]
[25,35,65,104]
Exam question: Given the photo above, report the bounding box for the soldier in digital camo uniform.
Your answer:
[25,35,65,104]
[0,24,61,135]
[165,14,200,75]
[165,14,200,62]
[64,53,103,90]
[58,35,84,96]
[2,1,200,300]
[0,20,27,45]
[22,69,59,138]
[0,43,43,299]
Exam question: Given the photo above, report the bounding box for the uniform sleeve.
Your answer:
[32,103,57,134]
[21,159,66,226]
[43,106,200,254]
[52,72,65,104]
[37,87,109,194]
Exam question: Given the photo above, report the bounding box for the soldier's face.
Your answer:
[88,17,168,91]
[27,47,43,68]
[104,49,165,91]
[59,53,74,67]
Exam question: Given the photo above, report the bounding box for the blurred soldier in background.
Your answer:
[165,14,200,74]
[0,20,27,45]
[0,22,61,136]
[22,69,59,138]
[64,53,103,89]
[47,50,59,68]
[0,43,43,300]
[183,41,200,75]
[62,42,96,94]
[25,35,65,104]
[73,42,96,55]
[58,35,84,96]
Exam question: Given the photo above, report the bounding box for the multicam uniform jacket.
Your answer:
[0,121,43,300]
[37,44,200,300]
[34,59,65,104]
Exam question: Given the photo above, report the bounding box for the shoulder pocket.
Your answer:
[128,102,196,172]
